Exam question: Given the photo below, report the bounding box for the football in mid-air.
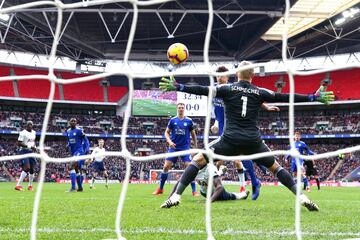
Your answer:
[167,43,189,65]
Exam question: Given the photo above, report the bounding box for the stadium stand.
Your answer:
[0,65,128,102]
[253,68,360,100]
[2,65,360,102]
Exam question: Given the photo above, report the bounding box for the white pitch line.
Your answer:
[0,227,359,237]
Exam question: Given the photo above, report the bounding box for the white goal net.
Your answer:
[0,1,359,240]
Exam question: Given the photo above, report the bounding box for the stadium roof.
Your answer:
[0,0,359,63]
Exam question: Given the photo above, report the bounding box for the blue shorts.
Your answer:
[92,161,105,172]
[73,151,86,170]
[291,158,304,173]
[18,149,36,167]
[165,147,191,163]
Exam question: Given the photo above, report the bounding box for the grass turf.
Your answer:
[0,182,359,240]
[132,99,176,116]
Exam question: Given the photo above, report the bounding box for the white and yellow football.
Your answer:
[167,43,189,65]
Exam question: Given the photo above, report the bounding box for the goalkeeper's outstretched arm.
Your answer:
[159,76,334,104]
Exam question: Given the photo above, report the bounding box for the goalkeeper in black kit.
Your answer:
[159,61,334,211]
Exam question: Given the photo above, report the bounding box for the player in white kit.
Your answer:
[15,121,38,191]
[89,139,108,189]
[196,164,249,202]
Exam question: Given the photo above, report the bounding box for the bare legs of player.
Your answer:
[154,160,198,196]
[161,153,319,211]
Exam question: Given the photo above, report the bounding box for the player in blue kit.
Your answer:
[66,118,90,192]
[211,66,280,200]
[285,131,314,192]
[153,103,199,196]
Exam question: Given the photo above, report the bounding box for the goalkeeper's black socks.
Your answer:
[175,164,199,195]
[275,167,297,195]
[316,178,320,190]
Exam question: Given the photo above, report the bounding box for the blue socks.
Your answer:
[242,160,259,187]
[159,172,168,190]
[70,171,76,190]
[191,181,196,193]
[80,174,84,185]
[76,174,82,189]
[303,177,309,188]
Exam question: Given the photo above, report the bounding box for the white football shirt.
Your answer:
[92,147,106,162]
[196,164,219,194]
[18,129,36,149]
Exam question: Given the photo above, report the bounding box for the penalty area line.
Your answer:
[0,227,359,237]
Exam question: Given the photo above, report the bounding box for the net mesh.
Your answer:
[0,0,359,240]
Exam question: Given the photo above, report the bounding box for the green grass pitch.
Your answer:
[132,99,176,116]
[0,183,359,240]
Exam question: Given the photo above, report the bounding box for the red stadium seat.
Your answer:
[253,69,360,100]
[108,86,128,102]
[14,67,60,99]
[60,72,104,102]
[0,66,14,97]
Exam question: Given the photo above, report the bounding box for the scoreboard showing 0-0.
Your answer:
[177,92,208,116]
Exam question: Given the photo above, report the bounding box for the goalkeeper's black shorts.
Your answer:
[206,137,275,168]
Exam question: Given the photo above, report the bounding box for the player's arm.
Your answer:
[191,129,198,149]
[88,148,97,163]
[211,120,219,134]
[312,160,316,168]
[284,153,291,163]
[65,132,71,152]
[261,103,280,112]
[17,132,27,148]
[81,131,90,154]
[159,76,231,98]
[259,87,334,104]
[303,143,315,155]
[211,176,224,202]
[189,121,197,149]
[165,127,176,148]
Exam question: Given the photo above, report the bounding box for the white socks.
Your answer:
[170,193,181,202]
[28,174,34,186]
[238,170,245,188]
[17,171,27,186]
[91,177,95,187]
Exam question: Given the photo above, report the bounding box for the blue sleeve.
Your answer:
[66,132,70,148]
[167,119,173,130]
[189,119,194,131]
[303,143,314,155]
[82,136,90,154]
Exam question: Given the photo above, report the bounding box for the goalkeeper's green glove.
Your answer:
[159,75,179,92]
[312,91,335,105]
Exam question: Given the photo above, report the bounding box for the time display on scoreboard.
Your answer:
[177,92,208,116]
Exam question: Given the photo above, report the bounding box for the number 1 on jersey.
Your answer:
[241,96,248,117]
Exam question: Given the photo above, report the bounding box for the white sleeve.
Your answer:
[18,131,25,142]
[92,148,98,155]
[214,120,219,128]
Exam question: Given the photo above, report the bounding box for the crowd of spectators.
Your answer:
[1,109,360,136]
[0,137,358,183]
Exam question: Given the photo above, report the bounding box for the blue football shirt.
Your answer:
[66,127,86,156]
[213,97,225,136]
[167,116,194,149]
[287,140,314,162]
